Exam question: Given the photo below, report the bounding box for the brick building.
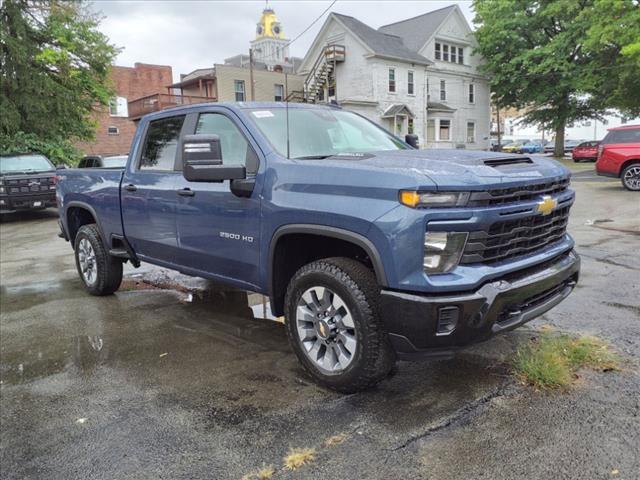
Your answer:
[75,63,172,156]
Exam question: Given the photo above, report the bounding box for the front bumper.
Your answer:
[380,249,580,360]
[0,193,56,213]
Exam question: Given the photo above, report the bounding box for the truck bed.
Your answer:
[57,168,125,241]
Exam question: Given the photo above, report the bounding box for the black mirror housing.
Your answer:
[182,134,222,164]
[182,134,247,182]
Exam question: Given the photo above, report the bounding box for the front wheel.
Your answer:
[621,163,640,191]
[284,257,395,393]
[74,224,123,295]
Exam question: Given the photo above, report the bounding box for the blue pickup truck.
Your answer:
[57,102,580,392]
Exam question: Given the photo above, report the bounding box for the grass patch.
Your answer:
[514,333,619,389]
[283,447,316,470]
[324,433,347,447]
[241,465,275,480]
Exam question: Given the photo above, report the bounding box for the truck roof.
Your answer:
[142,101,339,121]
[608,124,640,131]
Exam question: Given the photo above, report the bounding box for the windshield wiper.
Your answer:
[293,155,335,160]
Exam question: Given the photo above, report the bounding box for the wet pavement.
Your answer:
[1,168,639,479]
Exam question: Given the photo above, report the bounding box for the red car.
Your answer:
[596,124,640,191]
[572,141,599,162]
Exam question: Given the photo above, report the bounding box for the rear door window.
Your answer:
[139,115,186,171]
[603,128,640,144]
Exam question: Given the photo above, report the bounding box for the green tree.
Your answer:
[473,0,640,156]
[0,0,119,165]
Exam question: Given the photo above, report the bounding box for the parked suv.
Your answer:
[596,125,640,190]
[57,102,580,392]
[1,153,57,214]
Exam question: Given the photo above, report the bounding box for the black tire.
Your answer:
[621,163,640,191]
[74,224,123,295]
[284,257,395,393]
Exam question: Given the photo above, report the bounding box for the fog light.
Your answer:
[437,306,459,335]
[423,232,468,273]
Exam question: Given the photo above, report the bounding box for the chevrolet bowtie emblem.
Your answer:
[536,195,557,216]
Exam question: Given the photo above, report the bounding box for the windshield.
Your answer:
[248,108,407,158]
[102,156,128,168]
[0,154,54,174]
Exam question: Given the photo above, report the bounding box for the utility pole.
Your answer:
[249,48,256,101]
[496,106,501,149]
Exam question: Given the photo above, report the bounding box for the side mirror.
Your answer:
[182,134,246,182]
[405,134,419,149]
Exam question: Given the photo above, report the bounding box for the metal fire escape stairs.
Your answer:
[302,45,345,104]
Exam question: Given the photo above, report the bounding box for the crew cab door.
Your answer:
[174,110,262,289]
[121,114,187,265]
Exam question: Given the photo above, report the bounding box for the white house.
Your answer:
[298,6,491,149]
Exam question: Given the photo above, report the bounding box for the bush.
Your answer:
[0,132,81,166]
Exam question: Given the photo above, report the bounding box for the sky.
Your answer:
[91,0,475,82]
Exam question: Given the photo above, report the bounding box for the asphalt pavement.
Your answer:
[1,164,638,480]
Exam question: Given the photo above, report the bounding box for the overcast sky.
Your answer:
[91,1,475,82]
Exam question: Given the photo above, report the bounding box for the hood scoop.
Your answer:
[484,157,533,167]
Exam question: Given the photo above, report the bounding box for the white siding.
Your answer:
[419,9,490,150]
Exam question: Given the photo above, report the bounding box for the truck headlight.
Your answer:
[423,232,468,273]
[0,186,5,194]
[400,191,470,208]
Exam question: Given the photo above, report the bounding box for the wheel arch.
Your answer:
[620,159,640,177]
[268,224,388,317]
[65,201,105,247]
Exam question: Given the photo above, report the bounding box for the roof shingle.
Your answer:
[332,13,431,65]
[378,5,456,52]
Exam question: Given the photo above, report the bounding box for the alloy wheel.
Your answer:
[623,166,640,190]
[78,238,97,285]
[295,286,357,373]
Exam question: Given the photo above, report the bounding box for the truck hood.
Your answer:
[314,149,569,189]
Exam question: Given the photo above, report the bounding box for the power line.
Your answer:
[288,0,336,47]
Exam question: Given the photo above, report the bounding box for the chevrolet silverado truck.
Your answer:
[1,153,58,214]
[57,102,580,392]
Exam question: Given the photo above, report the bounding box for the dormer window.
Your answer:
[435,42,465,65]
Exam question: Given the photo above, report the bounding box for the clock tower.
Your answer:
[250,6,291,70]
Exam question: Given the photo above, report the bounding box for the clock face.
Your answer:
[256,24,263,35]
[273,24,281,35]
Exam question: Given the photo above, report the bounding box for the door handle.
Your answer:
[124,184,137,192]
[176,188,195,197]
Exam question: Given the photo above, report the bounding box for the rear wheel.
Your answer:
[74,224,123,295]
[284,257,395,393]
[621,163,640,191]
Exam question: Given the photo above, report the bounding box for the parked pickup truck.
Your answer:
[57,102,580,392]
[1,153,58,214]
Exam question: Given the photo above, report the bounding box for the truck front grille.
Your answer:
[460,206,571,264]
[468,178,570,206]
[5,177,55,194]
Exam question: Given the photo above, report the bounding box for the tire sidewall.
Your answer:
[622,164,640,191]
[73,225,121,295]
[285,267,375,389]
